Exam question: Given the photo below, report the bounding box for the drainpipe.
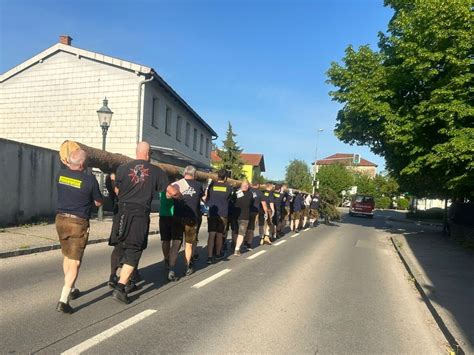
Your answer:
[136,75,154,143]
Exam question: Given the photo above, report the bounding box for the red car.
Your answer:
[349,195,375,218]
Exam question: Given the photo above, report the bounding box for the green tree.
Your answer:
[285,159,312,192]
[327,0,473,198]
[354,174,377,196]
[374,174,400,200]
[316,164,354,195]
[217,122,245,179]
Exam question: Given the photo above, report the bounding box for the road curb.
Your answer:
[390,236,464,355]
[0,231,160,259]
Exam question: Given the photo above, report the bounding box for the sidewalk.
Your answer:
[0,213,161,258]
[388,219,474,354]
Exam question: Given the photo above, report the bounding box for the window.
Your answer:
[165,107,172,135]
[176,116,182,141]
[205,138,210,158]
[199,133,204,155]
[152,98,159,128]
[193,128,197,151]
[185,122,191,147]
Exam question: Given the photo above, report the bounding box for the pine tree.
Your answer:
[217,122,245,179]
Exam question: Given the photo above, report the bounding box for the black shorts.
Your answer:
[272,210,282,225]
[121,247,143,268]
[208,216,227,233]
[247,213,258,231]
[258,212,265,227]
[160,216,179,241]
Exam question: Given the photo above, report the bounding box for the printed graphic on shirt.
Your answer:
[182,185,197,197]
[128,164,150,184]
[213,186,228,192]
[58,175,82,189]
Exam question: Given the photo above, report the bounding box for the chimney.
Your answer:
[59,35,72,46]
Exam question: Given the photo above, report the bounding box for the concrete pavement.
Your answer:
[0,213,447,354]
[388,218,474,354]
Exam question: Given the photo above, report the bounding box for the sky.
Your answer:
[0,0,393,180]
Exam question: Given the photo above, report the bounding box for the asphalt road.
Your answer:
[0,212,445,354]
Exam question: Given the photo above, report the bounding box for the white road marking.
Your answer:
[304,228,310,231]
[273,240,287,246]
[61,309,156,355]
[191,269,231,288]
[290,233,300,238]
[247,250,267,260]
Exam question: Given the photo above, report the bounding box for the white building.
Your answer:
[0,35,217,169]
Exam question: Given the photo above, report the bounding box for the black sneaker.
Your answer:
[56,301,74,314]
[216,252,225,260]
[124,282,138,294]
[245,243,253,251]
[168,270,177,282]
[112,288,130,304]
[108,275,118,289]
[69,288,80,300]
[185,266,194,276]
[207,257,213,265]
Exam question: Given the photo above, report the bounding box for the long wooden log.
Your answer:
[60,140,245,188]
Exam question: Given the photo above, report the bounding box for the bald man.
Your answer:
[109,142,180,304]
[55,149,103,314]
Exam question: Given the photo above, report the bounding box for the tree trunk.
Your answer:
[60,140,245,188]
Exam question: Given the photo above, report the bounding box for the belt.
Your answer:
[58,213,86,220]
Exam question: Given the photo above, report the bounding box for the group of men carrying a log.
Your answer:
[54,141,321,314]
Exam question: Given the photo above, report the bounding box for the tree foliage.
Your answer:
[285,159,312,192]
[216,122,245,180]
[316,164,354,195]
[327,0,473,198]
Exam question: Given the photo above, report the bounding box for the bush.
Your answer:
[397,198,410,210]
[375,196,391,209]
[407,207,444,220]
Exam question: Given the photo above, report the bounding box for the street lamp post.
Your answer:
[96,97,113,221]
[312,128,324,194]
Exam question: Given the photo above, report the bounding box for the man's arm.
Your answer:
[91,178,104,207]
[261,200,268,215]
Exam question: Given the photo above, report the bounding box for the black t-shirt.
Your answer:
[56,168,103,219]
[262,191,275,209]
[250,188,264,213]
[206,181,233,217]
[273,191,283,212]
[310,196,321,209]
[231,189,254,220]
[115,160,169,210]
[173,179,204,219]
[292,193,304,212]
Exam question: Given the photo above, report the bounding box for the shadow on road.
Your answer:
[340,209,474,352]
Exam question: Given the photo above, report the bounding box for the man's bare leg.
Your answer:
[207,232,216,258]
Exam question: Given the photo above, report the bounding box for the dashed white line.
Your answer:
[191,268,231,288]
[290,233,300,238]
[273,240,287,246]
[304,228,310,231]
[247,250,267,260]
[61,309,156,355]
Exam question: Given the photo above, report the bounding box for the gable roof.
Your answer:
[316,153,377,167]
[211,151,266,172]
[0,42,218,137]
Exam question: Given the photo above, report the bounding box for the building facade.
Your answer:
[0,35,217,169]
[211,151,265,183]
[314,153,377,178]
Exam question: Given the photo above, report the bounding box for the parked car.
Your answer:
[349,195,375,218]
